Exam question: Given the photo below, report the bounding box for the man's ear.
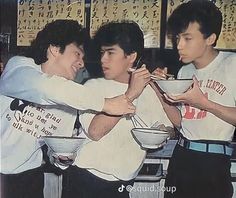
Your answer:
[128,52,137,65]
[48,45,60,57]
[206,33,217,46]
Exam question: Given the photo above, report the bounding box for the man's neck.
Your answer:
[193,48,219,69]
[113,73,130,84]
[41,61,56,76]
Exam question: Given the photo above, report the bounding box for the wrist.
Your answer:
[201,98,215,112]
[124,92,135,102]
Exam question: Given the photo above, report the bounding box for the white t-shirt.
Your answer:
[75,78,172,181]
[0,56,105,173]
[0,95,77,173]
[178,51,236,141]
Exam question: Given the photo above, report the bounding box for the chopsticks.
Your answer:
[128,57,143,72]
[150,74,162,80]
[130,114,148,128]
[151,74,175,80]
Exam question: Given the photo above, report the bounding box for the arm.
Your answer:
[205,101,236,126]
[87,67,151,140]
[0,57,134,115]
[151,67,181,127]
[149,81,182,128]
[87,114,122,141]
[165,77,236,126]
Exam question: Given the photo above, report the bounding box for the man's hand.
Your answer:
[47,148,76,169]
[125,65,151,101]
[164,76,208,109]
[152,67,168,80]
[102,94,136,115]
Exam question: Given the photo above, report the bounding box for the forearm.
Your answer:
[40,76,104,111]
[0,68,104,111]
[154,88,182,127]
[88,114,122,141]
[204,100,236,126]
[161,102,182,128]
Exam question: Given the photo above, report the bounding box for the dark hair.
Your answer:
[25,19,88,65]
[93,20,144,66]
[167,0,222,46]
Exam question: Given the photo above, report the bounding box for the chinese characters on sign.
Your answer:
[217,0,236,49]
[90,0,162,48]
[16,0,236,49]
[165,0,236,50]
[17,0,85,46]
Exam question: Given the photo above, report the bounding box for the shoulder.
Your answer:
[4,56,37,73]
[178,63,195,79]
[221,51,236,63]
[219,52,236,72]
[179,63,195,72]
[7,56,35,65]
[220,51,236,58]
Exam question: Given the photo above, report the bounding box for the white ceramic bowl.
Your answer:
[154,79,193,95]
[42,136,86,156]
[131,128,170,149]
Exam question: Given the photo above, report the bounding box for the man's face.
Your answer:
[100,44,133,83]
[53,43,84,80]
[176,22,211,64]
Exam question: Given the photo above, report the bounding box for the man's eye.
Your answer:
[101,51,114,56]
[75,52,81,56]
[185,37,192,41]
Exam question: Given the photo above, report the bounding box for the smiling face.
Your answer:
[100,44,135,83]
[44,43,85,80]
[176,22,216,68]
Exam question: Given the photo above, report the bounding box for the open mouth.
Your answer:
[102,67,109,72]
[72,65,78,73]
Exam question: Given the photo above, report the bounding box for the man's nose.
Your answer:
[78,58,85,68]
[80,61,85,68]
[177,37,184,50]
[101,52,108,63]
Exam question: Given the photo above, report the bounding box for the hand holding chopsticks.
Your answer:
[151,67,175,80]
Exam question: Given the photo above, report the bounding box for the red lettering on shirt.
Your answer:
[182,93,208,120]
